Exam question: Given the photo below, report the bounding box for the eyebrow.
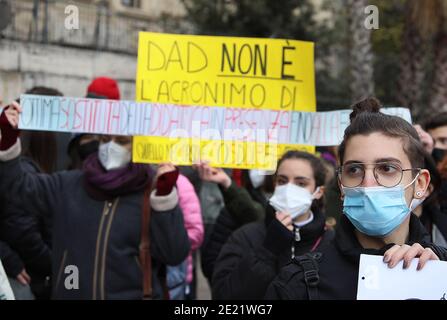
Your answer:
[344,158,402,165]
[277,174,311,180]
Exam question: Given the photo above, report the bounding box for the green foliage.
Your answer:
[181,0,316,40]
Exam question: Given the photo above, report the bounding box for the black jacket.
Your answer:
[201,182,265,282]
[265,214,447,300]
[420,202,447,245]
[0,239,24,277]
[0,155,190,300]
[0,157,52,298]
[212,205,334,299]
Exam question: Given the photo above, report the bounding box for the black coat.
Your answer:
[0,156,190,299]
[0,157,52,298]
[200,182,266,282]
[420,203,447,245]
[265,214,447,300]
[212,205,334,299]
[0,240,23,277]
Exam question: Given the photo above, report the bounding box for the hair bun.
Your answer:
[349,97,382,122]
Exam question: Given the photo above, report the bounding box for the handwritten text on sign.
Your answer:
[19,95,411,147]
[136,32,315,111]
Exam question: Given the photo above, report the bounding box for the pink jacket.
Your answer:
[176,174,204,283]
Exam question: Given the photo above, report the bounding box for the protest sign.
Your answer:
[357,254,447,300]
[136,32,315,111]
[18,94,412,168]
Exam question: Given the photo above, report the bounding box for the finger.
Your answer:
[23,270,31,283]
[17,274,27,286]
[417,248,438,271]
[277,213,290,222]
[402,243,424,269]
[388,244,411,268]
[383,244,400,263]
[282,215,292,226]
[197,165,205,179]
[275,212,286,220]
[11,101,22,113]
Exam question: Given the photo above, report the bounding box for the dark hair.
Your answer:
[276,150,327,212]
[276,150,327,188]
[21,131,58,174]
[338,97,425,169]
[18,87,63,173]
[424,153,441,208]
[424,112,447,132]
[25,86,63,97]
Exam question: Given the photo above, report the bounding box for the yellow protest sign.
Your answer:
[132,136,314,169]
[133,32,316,169]
[136,32,315,111]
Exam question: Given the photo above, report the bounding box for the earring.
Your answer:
[416,191,422,197]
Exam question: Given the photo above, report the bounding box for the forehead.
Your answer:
[343,132,411,166]
[428,125,447,138]
[277,158,314,179]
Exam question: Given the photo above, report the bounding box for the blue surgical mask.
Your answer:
[342,176,419,237]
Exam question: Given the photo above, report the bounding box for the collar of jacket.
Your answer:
[265,204,326,246]
[335,213,431,265]
[420,204,447,240]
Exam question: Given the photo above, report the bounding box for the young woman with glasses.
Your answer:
[265,97,447,300]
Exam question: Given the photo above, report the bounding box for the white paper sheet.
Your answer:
[357,254,447,300]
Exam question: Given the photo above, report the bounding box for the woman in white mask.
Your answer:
[266,98,447,300]
[210,150,333,300]
[0,102,191,300]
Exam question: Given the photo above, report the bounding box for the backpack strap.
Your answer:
[140,184,153,300]
[293,252,322,300]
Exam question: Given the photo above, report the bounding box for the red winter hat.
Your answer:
[86,77,120,100]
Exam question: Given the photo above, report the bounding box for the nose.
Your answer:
[362,168,378,187]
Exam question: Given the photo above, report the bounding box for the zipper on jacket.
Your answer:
[291,226,301,258]
[93,199,119,300]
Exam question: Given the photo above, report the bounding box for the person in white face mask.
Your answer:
[0,101,191,300]
[210,150,335,300]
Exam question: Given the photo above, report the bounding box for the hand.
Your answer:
[194,161,231,189]
[383,243,439,271]
[16,269,31,285]
[154,162,176,183]
[3,101,22,129]
[275,212,293,231]
[414,124,434,154]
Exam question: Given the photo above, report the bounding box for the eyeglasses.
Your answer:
[337,162,421,188]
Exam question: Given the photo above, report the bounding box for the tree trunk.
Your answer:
[347,0,374,102]
[430,33,447,114]
[396,24,426,119]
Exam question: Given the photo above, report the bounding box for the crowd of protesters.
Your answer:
[1,79,447,300]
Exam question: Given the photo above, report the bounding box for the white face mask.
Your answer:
[98,141,131,170]
[249,169,266,189]
[269,183,319,219]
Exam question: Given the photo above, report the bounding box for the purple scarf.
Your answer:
[82,153,153,201]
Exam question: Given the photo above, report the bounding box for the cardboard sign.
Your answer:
[136,32,316,111]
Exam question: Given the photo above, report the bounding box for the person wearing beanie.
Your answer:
[67,77,121,169]
[0,102,190,300]
[86,77,120,100]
